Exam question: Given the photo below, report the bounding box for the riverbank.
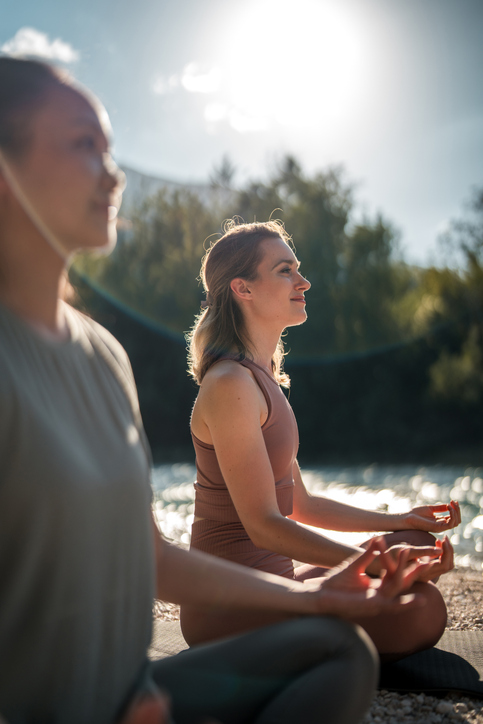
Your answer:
[154,568,483,722]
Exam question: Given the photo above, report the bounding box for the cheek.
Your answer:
[84,155,104,178]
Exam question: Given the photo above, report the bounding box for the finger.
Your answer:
[380,547,411,597]
[446,501,458,526]
[403,559,435,587]
[371,592,426,616]
[446,503,457,527]
[347,538,382,574]
[450,500,461,526]
[431,503,451,513]
[417,538,454,581]
[442,536,454,570]
[437,511,457,530]
[408,545,442,559]
[369,536,388,556]
[378,548,398,576]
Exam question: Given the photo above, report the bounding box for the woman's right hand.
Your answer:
[310,537,432,620]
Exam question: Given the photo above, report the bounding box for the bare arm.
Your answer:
[290,461,461,533]
[152,518,316,615]
[152,518,430,620]
[198,364,362,568]
[195,364,453,573]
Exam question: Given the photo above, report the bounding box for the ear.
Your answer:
[230,277,252,302]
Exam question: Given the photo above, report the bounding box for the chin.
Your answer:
[97,229,118,255]
[83,227,117,255]
[294,312,308,326]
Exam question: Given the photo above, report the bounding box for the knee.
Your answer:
[386,530,437,547]
[413,582,447,649]
[409,531,437,547]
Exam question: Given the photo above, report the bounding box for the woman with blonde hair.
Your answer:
[182,219,460,653]
[0,55,435,724]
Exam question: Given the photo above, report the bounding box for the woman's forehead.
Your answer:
[260,236,298,264]
[33,85,111,142]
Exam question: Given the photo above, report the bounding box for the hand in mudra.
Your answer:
[312,538,428,620]
[403,501,460,532]
[381,536,454,585]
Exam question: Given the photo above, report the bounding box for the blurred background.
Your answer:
[2,0,482,564]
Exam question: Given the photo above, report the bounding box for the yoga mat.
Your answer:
[380,630,483,697]
[149,621,483,698]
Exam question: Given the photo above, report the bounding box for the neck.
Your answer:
[243,319,281,373]
[0,222,69,339]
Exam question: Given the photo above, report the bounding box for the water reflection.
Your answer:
[151,463,483,569]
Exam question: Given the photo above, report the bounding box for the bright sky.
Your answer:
[1,0,482,264]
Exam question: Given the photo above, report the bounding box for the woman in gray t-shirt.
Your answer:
[0,56,439,724]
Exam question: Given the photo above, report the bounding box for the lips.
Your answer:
[291,297,306,303]
[93,196,120,220]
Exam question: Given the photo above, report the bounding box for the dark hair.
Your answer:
[187,219,293,387]
[0,56,71,157]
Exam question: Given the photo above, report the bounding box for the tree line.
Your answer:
[71,157,483,463]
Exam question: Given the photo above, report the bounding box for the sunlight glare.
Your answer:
[216,0,365,132]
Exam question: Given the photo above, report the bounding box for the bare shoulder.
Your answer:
[201,360,258,402]
[193,361,263,440]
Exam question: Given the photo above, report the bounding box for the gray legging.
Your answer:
[151,617,378,724]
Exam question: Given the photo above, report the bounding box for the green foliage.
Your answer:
[419,189,483,410]
[429,327,483,406]
[75,187,219,335]
[70,158,483,461]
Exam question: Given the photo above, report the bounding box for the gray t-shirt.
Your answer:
[0,301,155,724]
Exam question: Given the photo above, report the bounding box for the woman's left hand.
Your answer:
[380,536,454,584]
[402,501,461,532]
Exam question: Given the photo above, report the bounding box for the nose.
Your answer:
[102,153,126,194]
[295,271,311,291]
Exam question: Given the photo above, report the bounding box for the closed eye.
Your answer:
[74,134,98,151]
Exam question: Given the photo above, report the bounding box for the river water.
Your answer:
[151,462,483,570]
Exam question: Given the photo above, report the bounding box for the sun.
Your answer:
[214,0,365,132]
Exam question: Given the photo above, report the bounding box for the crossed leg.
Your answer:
[153,617,378,724]
[294,530,447,660]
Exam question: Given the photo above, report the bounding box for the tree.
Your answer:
[75,186,219,335]
[425,187,483,408]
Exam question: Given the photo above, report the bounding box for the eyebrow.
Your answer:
[271,258,301,271]
[71,118,112,142]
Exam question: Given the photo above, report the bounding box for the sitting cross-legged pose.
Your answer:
[182,220,461,657]
[0,55,442,724]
